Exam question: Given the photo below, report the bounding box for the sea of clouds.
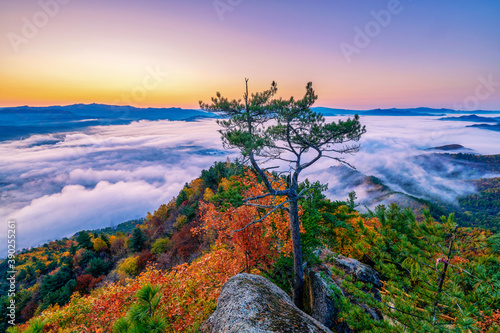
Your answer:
[1,115,500,253]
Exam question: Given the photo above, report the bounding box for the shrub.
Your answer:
[118,257,138,277]
[151,237,172,255]
[93,238,109,252]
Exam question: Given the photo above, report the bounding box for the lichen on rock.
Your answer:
[200,273,333,333]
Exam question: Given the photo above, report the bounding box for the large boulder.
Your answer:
[201,273,333,333]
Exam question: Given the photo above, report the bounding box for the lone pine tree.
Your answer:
[200,79,365,308]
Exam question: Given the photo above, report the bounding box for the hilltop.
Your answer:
[2,161,500,332]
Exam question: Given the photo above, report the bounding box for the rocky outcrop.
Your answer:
[303,249,383,331]
[303,267,352,333]
[201,273,333,333]
[329,253,382,290]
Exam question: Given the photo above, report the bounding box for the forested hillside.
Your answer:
[2,162,500,332]
[421,154,500,232]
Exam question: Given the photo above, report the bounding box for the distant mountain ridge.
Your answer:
[467,123,500,132]
[2,104,500,141]
[439,115,500,122]
[0,103,213,121]
[0,104,214,141]
[312,107,500,116]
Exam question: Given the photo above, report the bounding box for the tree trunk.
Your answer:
[288,197,304,309]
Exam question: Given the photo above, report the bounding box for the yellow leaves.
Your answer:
[219,177,232,191]
[92,238,108,252]
[174,215,188,230]
[151,237,173,255]
[203,188,215,201]
[23,247,241,332]
[117,256,138,277]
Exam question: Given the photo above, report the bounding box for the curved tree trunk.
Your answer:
[288,197,304,309]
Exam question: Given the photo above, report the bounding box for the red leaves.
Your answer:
[478,310,500,332]
[198,171,292,272]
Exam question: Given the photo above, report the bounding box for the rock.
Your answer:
[201,273,333,333]
[303,267,353,333]
[302,249,383,331]
[331,255,382,289]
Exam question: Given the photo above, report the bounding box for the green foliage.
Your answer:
[488,233,500,254]
[447,153,500,173]
[112,284,167,333]
[200,161,244,190]
[180,201,198,221]
[337,204,500,332]
[263,254,294,297]
[211,182,244,210]
[297,181,328,261]
[76,231,93,250]
[86,257,112,277]
[151,237,172,255]
[129,228,147,253]
[100,233,111,247]
[40,266,72,299]
[78,249,96,267]
[175,189,188,207]
[20,318,45,333]
[456,177,500,231]
[39,266,76,310]
[424,175,500,232]
[40,279,76,310]
[91,219,145,237]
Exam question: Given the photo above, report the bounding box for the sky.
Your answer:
[1,0,500,110]
[1,115,500,253]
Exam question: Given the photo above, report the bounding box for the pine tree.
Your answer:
[337,204,500,332]
[129,228,147,253]
[76,231,93,250]
[200,79,365,308]
[112,284,167,333]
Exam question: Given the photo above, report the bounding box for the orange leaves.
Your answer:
[197,171,292,272]
[25,247,242,332]
[478,310,500,332]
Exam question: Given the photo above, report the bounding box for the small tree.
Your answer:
[113,284,166,333]
[341,204,500,332]
[200,79,365,307]
[129,228,147,253]
[76,231,93,250]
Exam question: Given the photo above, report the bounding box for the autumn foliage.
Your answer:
[195,171,296,272]
[6,162,500,333]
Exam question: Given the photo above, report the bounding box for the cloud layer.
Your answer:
[1,115,500,253]
[0,120,231,252]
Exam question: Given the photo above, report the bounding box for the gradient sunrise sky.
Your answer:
[1,0,499,110]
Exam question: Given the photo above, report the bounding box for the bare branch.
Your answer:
[321,155,357,169]
[231,200,291,235]
[245,202,289,212]
[243,193,275,202]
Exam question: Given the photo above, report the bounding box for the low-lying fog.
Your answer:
[1,115,500,253]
